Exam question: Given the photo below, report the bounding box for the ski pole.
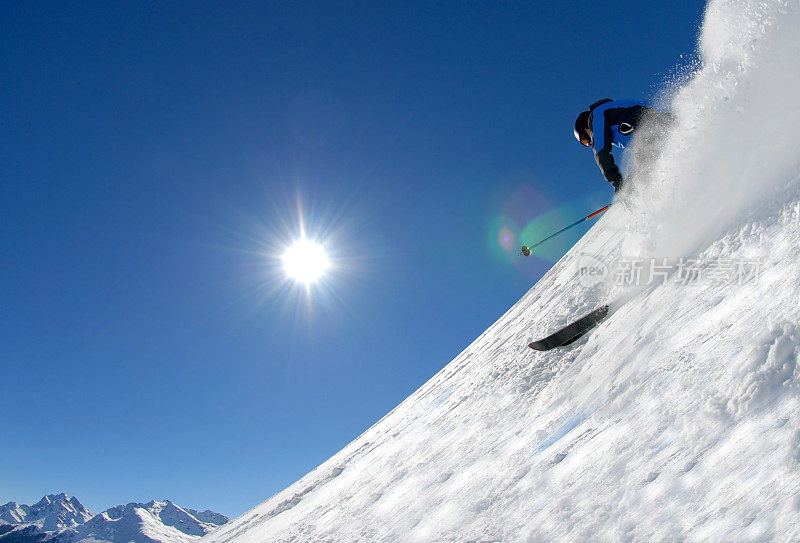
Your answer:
[520,205,609,257]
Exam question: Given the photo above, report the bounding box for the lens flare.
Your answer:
[282,238,331,284]
[498,226,516,252]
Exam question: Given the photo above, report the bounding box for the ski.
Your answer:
[528,305,609,351]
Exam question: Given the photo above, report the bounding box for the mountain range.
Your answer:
[0,495,227,543]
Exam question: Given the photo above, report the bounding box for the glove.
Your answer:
[610,174,624,193]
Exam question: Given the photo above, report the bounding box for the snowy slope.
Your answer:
[202,0,800,540]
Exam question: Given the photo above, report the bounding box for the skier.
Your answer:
[574,98,672,191]
[519,99,671,258]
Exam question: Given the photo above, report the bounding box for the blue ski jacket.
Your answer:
[588,98,664,190]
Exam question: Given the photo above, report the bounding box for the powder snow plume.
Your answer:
[621,0,800,262]
[201,0,800,541]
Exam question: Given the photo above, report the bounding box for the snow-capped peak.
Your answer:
[183,509,228,528]
[77,500,229,543]
[85,500,227,540]
[0,493,93,532]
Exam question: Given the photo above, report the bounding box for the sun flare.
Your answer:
[282,238,331,284]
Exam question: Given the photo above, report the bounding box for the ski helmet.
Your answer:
[574,110,592,147]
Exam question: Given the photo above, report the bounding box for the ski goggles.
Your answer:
[579,129,592,147]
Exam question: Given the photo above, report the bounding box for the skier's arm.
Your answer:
[590,104,625,191]
[594,132,624,191]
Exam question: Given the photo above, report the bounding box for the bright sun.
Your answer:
[282,238,331,284]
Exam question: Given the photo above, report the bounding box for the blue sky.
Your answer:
[2,1,703,517]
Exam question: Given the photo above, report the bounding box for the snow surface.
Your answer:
[202,0,800,540]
